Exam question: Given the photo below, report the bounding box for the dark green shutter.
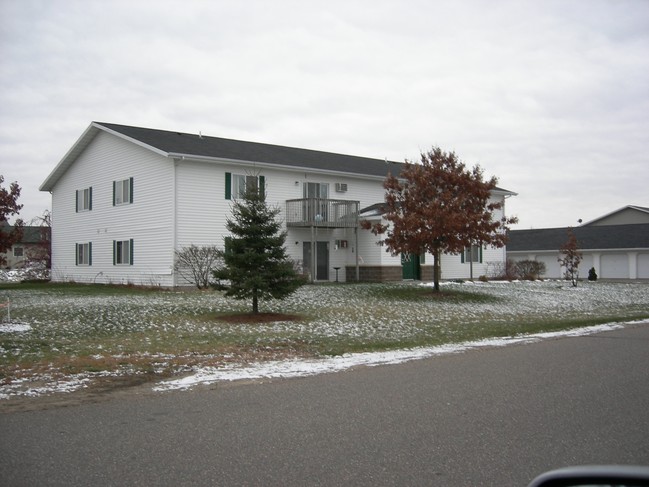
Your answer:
[113,181,116,206]
[461,249,465,263]
[88,187,92,211]
[113,240,116,265]
[75,243,79,265]
[225,172,232,200]
[479,246,483,264]
[259,175,265,196]
[88,242,92,266]
[129,239,134,265]
[75,191,79,212]
[129,177,134,204]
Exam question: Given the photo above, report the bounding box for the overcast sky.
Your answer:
[1,0,648,228]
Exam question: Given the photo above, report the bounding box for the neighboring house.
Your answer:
[0,224,51,270]
[40,122,516,286]
[507,206,649,280]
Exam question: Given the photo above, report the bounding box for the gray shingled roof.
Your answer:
[0,224,50,244]
[41,121,517,193]
[507,224,649,251]
[97,122,405,179]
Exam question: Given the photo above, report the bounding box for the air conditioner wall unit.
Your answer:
[335,183,348,192]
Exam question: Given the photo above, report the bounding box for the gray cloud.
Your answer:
[1,0,648,228]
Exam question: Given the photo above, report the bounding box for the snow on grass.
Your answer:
[153,321,630,392]
[1,280,648,399]
[0,323,31,333]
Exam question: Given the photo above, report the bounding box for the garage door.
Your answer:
[537,255,561,279]
[580,255,594,278]
[601,254,629,279]
[638,253,649,279]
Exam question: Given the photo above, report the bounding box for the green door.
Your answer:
[401,253,421,280]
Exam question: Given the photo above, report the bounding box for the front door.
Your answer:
[303,241,329,281]
[401,253,421,280]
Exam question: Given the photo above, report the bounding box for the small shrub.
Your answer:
[486,259,518,280]
[515,260,546,280]
[588,267,598,281]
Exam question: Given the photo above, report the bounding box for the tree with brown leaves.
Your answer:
[362,147,518,292]
[0,175,24,267]
[558,228,582,287]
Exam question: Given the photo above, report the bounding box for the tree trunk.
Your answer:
[252,291,259,314]
[433,248,441,293]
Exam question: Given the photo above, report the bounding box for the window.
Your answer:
[113,178,133,206]
[303,182,329,199]
[462,245,482,263]
[76,187,92,212]
[225,173,265,200]
[75,242,92,266]
[13,246,24,257]
[113,239,134,265]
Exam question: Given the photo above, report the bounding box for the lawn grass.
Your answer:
[1,280,648,391]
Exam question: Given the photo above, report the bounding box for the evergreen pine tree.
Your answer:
[213,178,304,313]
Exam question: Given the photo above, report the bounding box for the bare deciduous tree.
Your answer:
[26,209,52,270]
[174,245,222,289]
[558,228,582,287]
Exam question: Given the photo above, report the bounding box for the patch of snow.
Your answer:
[0,376,90,400]
[0,322,31,333]
[153,321,633,392]
[0,267,50,283]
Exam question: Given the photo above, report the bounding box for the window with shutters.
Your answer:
[225,173,265,200]
[75,242,92,266]
[76,187,92,212]
[113,177,133,206]
[113,239,133,265]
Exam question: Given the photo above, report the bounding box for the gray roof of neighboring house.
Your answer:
[507,224,649,252]
[0,224,50,244]
[41,122,516,194]
[583,205,649,225]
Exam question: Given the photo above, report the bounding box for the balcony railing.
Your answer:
[285,198,360,228]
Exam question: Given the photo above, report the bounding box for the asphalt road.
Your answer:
[1,323,648,486]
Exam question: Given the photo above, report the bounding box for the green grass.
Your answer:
[1,280,648,388]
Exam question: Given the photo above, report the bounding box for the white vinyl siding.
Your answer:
[50,131,174,285]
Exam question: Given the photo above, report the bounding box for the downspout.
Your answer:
[172,158,180,287]
[311,225,315,283]
[355,225,359,282]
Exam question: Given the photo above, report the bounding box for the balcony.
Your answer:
[285,198,360,228]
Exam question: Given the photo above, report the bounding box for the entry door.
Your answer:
[303,241,329,281]
[401,253,421,280]
[304,183,329,223]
